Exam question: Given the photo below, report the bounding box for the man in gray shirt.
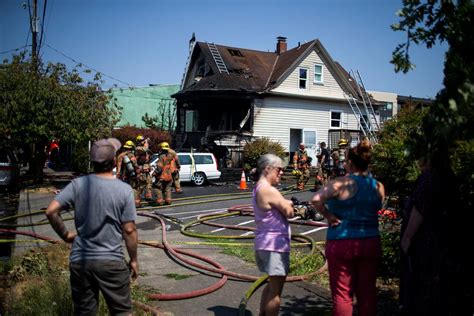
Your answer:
[46,138,138,315]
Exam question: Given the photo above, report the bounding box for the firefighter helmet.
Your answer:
[136,135,145,143]
[160,142,170,150]
[124,140,135,149]
[291,169,302,176]
[338,138,348,147]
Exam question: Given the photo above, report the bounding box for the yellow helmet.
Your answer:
[123,140,135,149]
[338,138,348,147]
[160,142,170,150]
[291,169,302,176]
[136,135,145,142]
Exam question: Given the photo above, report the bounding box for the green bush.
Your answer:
[243,137,286,170]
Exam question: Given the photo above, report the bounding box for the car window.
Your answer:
[194,155,213,165]
[178,155,192,165]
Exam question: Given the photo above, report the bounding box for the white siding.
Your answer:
[272,50,346,99]
[253,97,360,151]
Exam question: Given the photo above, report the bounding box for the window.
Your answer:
[314,64,323,84]
[299,68,308,89]
[194,155,214,165]
[386,102,393,110]
[185,110,198,132]
[178,155,192,165]
[330,111,342,128]
[360,114,369,130]
[228,49,244,57]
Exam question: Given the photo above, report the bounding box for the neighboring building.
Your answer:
[397,95,434,111]
[172,35,381,166]
[367,90,398,124]
[110,84,180,128]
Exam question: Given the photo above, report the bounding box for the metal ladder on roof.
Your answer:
[207,42,229,74]
[344,93,372,138]
[344,70,379,142]
[352,70,380,133]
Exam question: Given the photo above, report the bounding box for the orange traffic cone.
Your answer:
[239,169,247,190]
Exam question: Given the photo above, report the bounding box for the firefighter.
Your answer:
[116,140,141,206]
[152,142,178,205]
[135,135,153,200]
[293,143,311,190]
[156,142,181,192]
[315,141,330,189]
[335,138,349,177]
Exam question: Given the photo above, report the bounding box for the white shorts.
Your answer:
[255,250,289,276]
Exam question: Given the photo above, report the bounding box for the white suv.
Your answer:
[151,152,221,186]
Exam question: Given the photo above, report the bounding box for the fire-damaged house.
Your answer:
[172,34,382,167]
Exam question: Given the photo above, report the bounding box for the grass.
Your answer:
[2,244,157,315]
[213,237,329,286]
[164,273,193,280]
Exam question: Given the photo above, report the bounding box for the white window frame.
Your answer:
[314,63,324,84]
[298,67,308,89]
[330,110,343,129]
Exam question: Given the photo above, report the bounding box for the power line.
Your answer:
[37,0,48,56]
[44,43,175,101]
[0,45,31,55]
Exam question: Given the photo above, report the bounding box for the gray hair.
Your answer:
[249,154,284,181]
[258,154,283,172]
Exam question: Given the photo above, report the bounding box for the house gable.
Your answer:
[269,41,354,100]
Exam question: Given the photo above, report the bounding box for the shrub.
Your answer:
[243,137,286,170]
[112,125,171,153]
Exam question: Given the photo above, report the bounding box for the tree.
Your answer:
[0,54,121,181]
[142,99,177,134]
[391,0,473,150]
[391,0,473,207]
[391,1,473,312]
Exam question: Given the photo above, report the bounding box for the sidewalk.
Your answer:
[13,174,332,315]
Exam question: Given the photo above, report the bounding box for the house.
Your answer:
[111,84,180,128]
[172,35,382,167]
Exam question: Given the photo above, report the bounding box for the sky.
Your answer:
[1,0,447,98]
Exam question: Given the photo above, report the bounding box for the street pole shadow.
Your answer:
[208,305,252,316]
[280,294,332,316]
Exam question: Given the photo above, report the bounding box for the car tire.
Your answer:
[191,172,206,186]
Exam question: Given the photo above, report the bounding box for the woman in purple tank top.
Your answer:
[251,154,294,316]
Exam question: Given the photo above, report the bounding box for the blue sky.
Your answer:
[1,0,447,98]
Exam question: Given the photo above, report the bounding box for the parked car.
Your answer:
[0,149,20,192]
[151,152,221,186]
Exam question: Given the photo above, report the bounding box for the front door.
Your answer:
[303,129,317,167]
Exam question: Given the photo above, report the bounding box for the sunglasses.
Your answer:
[272,167,284,173]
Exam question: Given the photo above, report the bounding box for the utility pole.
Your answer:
[31,0,38,66]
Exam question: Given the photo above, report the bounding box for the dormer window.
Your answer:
[228,49,244,57]
[299,68,308,89]
[314,63,323,84]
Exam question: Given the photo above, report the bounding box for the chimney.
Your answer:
[276,36,287,54]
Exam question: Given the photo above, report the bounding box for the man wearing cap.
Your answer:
[45,138,138,315]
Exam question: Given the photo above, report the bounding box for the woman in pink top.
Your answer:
[252,154,294,316]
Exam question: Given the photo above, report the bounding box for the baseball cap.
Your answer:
[90,138,121,163]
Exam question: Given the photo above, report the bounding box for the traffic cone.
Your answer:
[239,169,247,190]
